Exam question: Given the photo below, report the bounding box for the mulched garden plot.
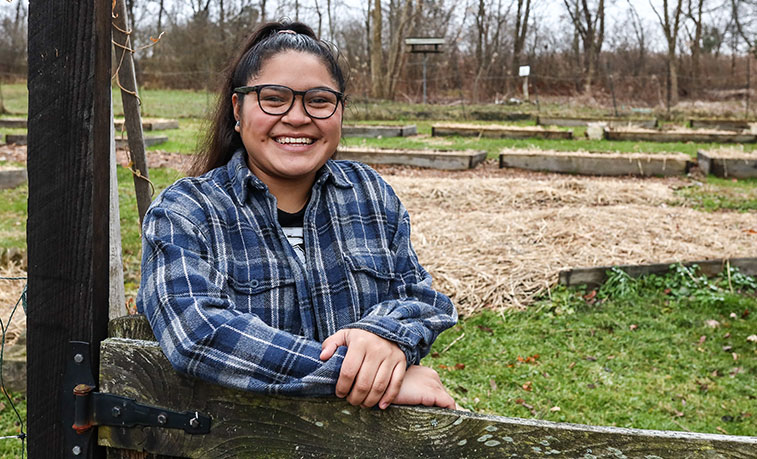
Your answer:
[689,119,753,131]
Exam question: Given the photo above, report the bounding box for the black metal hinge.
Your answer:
[63,341,211,458]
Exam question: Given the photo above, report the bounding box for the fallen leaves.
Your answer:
[747,335,757,343]
[705,319,720,328]
[521,381,533,391]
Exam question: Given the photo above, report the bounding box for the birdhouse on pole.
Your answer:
[405,37,445,104]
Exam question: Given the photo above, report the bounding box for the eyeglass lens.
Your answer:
[257,85,339,119]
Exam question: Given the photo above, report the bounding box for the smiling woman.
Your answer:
[136,21,458,411]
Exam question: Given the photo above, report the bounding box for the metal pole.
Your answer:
[422,53,428,104]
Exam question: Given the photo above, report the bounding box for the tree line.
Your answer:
[3,0,757,108]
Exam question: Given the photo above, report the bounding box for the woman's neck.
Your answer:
[265,176,313,213]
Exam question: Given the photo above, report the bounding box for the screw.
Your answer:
[72,445,81,455]
[73,353,84,364]
[157,413,167,425]
[111,406,121,417]
[189,417,200,429]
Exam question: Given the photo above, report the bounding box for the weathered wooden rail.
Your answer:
[432,123,573,140]
[499,150,691,176]
[99,316,757,457]
[336,146,487,170]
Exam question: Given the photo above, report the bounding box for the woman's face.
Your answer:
[232,50,343,187]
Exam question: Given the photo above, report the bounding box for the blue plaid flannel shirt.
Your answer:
[137,150,457,395]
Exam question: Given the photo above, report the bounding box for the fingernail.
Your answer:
[380,402,388,409]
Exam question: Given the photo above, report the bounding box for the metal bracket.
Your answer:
[63,341,211,457]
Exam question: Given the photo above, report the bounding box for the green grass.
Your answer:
[675,177,757,212]
[0,83,27,115]
[0,391,25,458]
[117,166,184,296]
[429,265,757,436]
[0,178,27,250]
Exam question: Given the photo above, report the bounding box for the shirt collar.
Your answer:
[226,150,354,206]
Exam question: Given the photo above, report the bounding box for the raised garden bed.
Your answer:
[341,124,417,138]
[604,127,757,143]
[499,149,691,177]
[468,111,532,121]
[115,135,168,148]
[432,123,573,140]
[336,146,486,170]
[0,167,27,189]
[697,149,757,178]
[537,116,657,129]
[559,257,757,287]
[113,118,179,131]
[0,117,27,128]
[689,118,753,131]
[4,134,27,145]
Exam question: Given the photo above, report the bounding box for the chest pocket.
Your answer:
[227,257,298,328]
[343,248,396,309]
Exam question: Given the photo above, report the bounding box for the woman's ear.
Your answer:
[231,93,241,121]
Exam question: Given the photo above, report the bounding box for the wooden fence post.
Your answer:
[27,0,112,457]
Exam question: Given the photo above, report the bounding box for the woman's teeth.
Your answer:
[276,137,314,145]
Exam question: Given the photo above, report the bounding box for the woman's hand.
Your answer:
[392,365,456,409]
[320,329,406,409]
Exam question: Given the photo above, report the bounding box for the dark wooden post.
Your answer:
[27,0,112,457]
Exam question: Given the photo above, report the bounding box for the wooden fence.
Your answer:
[98,316,757,458]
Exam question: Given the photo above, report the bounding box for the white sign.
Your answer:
[518,65,530,77]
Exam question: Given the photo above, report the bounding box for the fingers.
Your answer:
[346,354,380,406]
[360,359,399,409]
[378,361,406,410]
[335,344,365,398]
[320,330,347,361]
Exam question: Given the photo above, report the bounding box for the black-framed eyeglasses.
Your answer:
[234,84,343,119]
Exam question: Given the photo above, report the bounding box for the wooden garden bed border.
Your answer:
[603,128,757,144]
[336,146,487,170]
[432,123,573,140]
[341,124,417,138]
[537,116,658,129]
[498,150,692,177]
[697,150,757,178]
[559,257,757,288]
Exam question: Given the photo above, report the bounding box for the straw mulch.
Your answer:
[0,263,26,346]
[384,174,756,316]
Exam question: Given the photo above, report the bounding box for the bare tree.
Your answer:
[371,0,384,98]
[651,0,684,106]
[732,0,757,54]
[562,0,605,96]
[684,0,707,96]
[510,0,532,95]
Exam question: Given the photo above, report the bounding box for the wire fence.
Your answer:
[0,274,27,457]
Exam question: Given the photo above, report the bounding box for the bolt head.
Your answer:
[73,353,84,364]
[190,417,200,428]
[157,413,167,425]
[111,406,121,417]
[72,445,82,455]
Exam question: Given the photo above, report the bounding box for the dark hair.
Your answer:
[190,21,347,176]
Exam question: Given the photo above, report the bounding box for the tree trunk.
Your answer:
[370,0,383,99]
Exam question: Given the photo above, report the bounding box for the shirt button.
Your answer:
[249,279,260,288]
